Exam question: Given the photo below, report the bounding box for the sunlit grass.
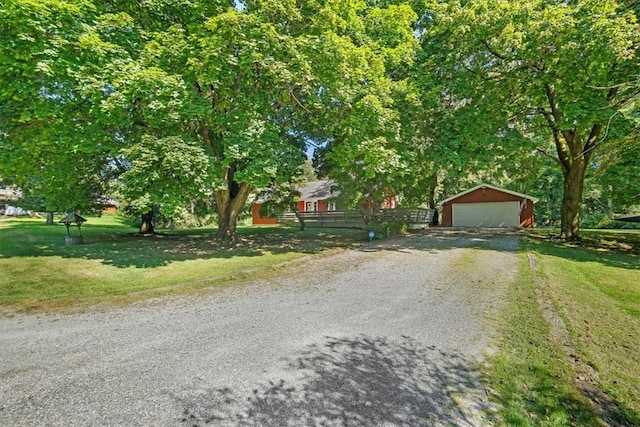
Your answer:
[488,254,602,426]
[531,239,640,425]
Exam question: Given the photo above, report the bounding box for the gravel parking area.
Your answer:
[0,231,520,426]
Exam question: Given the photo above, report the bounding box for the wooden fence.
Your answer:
[276,210,366,228]
[276,208,435,229]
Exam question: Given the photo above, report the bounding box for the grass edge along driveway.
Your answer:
[487,231,639,426]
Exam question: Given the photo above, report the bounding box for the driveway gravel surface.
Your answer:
[0,231,520,426]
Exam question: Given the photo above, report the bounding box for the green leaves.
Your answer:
[117,135,213,215]
[4,0,636,237]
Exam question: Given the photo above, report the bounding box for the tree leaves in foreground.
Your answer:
[3,0,639,240]
[0,0,112,214]
[2,0,412,238]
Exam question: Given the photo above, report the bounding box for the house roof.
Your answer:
[438,183,539,206]
[299,180,339,201]
[254,180,339,204]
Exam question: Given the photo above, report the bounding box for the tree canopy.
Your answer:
[1,0,638,238]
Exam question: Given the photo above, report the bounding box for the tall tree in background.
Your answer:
[309,2,421,209]
[87,1,307,238]
[93,0,422,238]
[424,0,639,239]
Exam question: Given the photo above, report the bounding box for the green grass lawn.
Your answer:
[0,215,366,314]
[488,229,640,426]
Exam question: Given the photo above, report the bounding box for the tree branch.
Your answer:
[535,146,562,166]
[537,107,560,141]
[581,123,603,163]
[480,39,508,60]
[198,120,219,156]
[545,83,563,123]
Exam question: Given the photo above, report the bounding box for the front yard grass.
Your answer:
[0,216,366,314]
[489,229,640,426]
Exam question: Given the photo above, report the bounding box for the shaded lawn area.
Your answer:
[489,229,639,426]
[528,228,640,258]
[0,216,367,314]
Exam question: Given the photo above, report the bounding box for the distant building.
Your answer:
[0,186,21,203]
[0,186,27,216]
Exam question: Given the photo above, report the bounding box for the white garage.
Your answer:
[452,201,520,227]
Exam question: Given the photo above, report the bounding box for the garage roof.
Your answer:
[438,183,539,205]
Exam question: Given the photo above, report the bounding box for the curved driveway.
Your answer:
[0,231,520,426]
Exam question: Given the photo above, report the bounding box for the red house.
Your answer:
[252,180,338,225]
[439,183,538,228]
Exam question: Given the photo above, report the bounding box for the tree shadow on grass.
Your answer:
[175,336,497,426]
[1,224,524,269]
[524,232,640,271]
[1,226,370,268]
[111,228,372,268]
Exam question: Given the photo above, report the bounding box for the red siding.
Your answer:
[253,198,335,225]
[364,196,398,210]
[441,205,453,227]
[520,200,535,227]
[251,203,277,225]
[440,187,535,227]
[300,200,331,212]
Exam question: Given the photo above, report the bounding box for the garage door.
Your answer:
[452,201,520,227]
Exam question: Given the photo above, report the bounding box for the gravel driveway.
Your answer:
[0,231,520,426]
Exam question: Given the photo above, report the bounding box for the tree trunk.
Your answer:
[426,172,438,209]
[559,159,587,240]
[555,126,600,240]
[215,181,252,240]
[46,212,54,225]
[543,83,602,241]
[292,202,306,231]
[139,210,155,234]
[216,208,235,239]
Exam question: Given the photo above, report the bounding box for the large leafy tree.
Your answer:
[0,0,114,215]
[423,0,639,239]
[314,0,526,211]
[90,0,416,239]
[3,0,409,238]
